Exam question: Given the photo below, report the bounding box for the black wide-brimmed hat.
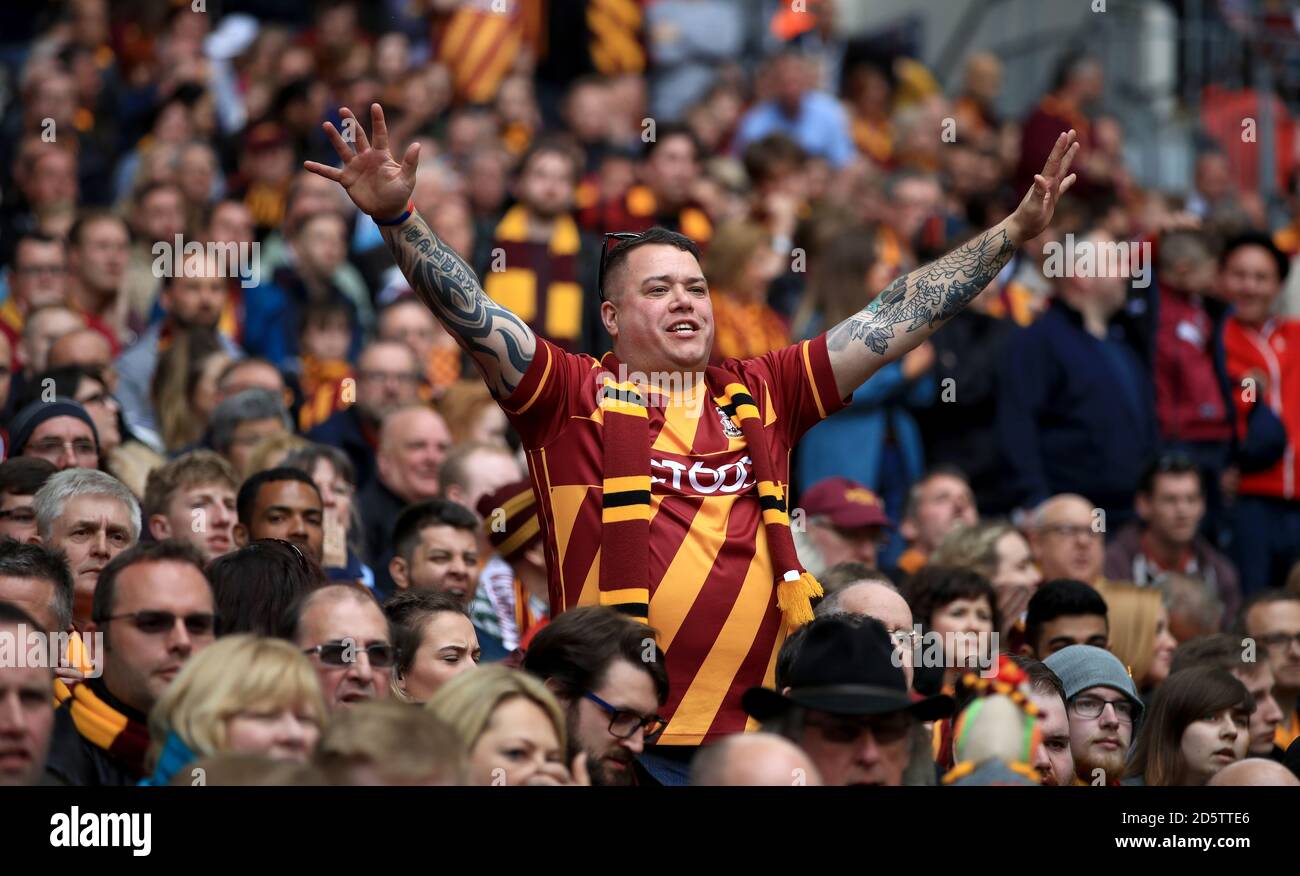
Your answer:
[742,615,954,722]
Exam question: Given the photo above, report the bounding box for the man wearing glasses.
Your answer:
[1042,644,1144,786]
[8,398,100,472]
[307,104,1077,772]
[46,540,215,785]
[1239,591,1300,751]
[286,583,394,712]
[522,607,670,786]
[743,614,954,786]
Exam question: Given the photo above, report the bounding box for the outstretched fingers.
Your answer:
[321,119,355,164]
[340,106,371,153]
[370,103,389,153]
[302,159,342,182]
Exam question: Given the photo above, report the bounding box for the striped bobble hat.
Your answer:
[476,479,542,563]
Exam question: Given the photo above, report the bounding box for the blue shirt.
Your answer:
[734,91,857,168]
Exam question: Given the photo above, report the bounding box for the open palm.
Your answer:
[304,103,419,221]
[1011,128,1080,241]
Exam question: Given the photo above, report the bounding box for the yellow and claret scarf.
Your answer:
[66,680,150,779]
[596,354,820,627]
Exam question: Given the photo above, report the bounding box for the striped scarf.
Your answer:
[68,679,150,780]
[596,355,821,627]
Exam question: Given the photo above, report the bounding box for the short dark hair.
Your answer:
[383,590,469,677]
[14,231,66,260]
[742,134,807,187]
[643,122,701,162]
[1169,633,1256,677]
[1138,454,1204,497]
[518,135,582,181]
[236,467,322,526]
[1024,579,1109,653]
[522,606,669,706]
[18,365,107,411]
[1220,230,1289,283]
[0,540,75,631]
[0,457,57,497]
[91,540,211,625]
[1012,654,1066,707]
[67,210,125,249]
[207,540,328,636]
[1236,589,1300,636]
[0,601,45,642]
[902,566,1001,636]
[599,227,702,302]
[390,499,479,563]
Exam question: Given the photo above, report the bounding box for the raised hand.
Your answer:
[304,103,418,221]
[1009,129,1079,243]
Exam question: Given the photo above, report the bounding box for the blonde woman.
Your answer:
[1096,581,1178,697]
[426,664,587,786]
[143,635,327,785]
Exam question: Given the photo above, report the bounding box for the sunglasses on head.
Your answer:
[596,232,646,302]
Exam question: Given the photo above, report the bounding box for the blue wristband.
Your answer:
[375,200,414,226]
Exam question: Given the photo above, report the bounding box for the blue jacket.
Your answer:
[796,360,934,492]
[139,731,196,787]
[997,299,1157,516]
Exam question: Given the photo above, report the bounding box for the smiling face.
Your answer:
[601,244,715,374]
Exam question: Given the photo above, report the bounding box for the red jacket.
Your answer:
[1224,316,1300,499]
[1154,286,1233,443]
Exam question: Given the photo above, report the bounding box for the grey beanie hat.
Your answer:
[1043,644,1144,719]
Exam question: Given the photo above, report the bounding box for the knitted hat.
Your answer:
[7,398,99,457]
[1043,644,1144,719]
[475,480,541,563]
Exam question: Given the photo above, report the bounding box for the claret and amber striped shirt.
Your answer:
[501,335,846,744]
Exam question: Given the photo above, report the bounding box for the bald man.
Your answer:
[690,733,822,786]
[1206,758,1300,787]
[361,404,452,597]
[817,579,916,687]
[1028,494,1106,584]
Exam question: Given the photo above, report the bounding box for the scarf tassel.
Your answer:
[776,569,822,628]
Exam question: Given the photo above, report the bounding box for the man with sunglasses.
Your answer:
[286,583,394,712]
[46,540,215,785]
[307,104,1077,765]
[1042,644,1144,786]
[743,614,954,786]
[522,606,670,786]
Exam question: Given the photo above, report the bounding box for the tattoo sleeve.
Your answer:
[826,227,1016,359]
[382,214,535,397]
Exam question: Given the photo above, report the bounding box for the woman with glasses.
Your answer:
[1096,581,1178,700]
[427,664,586,786]
[1125,666,1253,786]
[142,634,327,785]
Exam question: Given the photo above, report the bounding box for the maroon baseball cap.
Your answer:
[800,476,893,529]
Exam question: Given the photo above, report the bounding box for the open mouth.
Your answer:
[1213,748,1236,760]
[665,320,700,338]
[339,691,372,705]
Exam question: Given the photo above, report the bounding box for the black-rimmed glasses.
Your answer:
[583,691,667,742]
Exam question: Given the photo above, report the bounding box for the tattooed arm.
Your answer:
[826,130,1079,398]
[382,214,534,396]
[304,103,534,397]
